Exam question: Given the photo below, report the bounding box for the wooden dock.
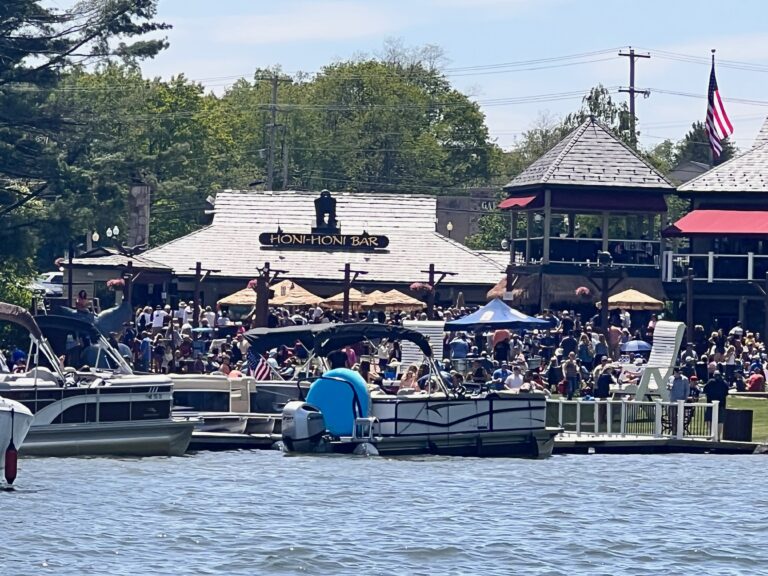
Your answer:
[554,433,761,455]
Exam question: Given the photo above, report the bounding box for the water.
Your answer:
[4,451,767,576]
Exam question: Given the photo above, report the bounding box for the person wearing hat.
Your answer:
[492,361,511,388]
[704,370,728,440]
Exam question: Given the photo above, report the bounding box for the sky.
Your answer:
[134,0,768,152]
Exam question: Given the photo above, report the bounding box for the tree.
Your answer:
[563,85,635,147]
[0,1,169,296]
[674,121,736,166]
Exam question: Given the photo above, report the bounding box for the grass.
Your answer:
[727,396,768,443]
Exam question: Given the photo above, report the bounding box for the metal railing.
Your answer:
[663,250,768,282]
[548,398,720,441]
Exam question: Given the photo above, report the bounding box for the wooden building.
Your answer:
[663,117,768,331]
[498,117,673,311]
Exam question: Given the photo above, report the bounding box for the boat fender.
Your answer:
[4,408,18,486]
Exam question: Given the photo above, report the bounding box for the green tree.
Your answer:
[674,121,736,166]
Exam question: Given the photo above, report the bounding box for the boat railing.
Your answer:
[547,398,720,441]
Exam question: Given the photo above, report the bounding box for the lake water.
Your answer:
[4,451,767,575]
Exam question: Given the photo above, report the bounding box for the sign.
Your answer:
[259,232,389,250]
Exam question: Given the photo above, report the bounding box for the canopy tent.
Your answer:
[444,298,549,330]
[320,288,366,309]
[269,279,322,307]
[596,288,664,311]
[217,287,256,307]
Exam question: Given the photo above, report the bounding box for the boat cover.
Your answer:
[313,323,432,357]
[0,303,43,340]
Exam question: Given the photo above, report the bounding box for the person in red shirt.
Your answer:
[747,369,765,392]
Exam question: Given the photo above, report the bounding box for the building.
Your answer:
[663,117,768,331]
[497,117,673,311]
[69,190,504,309]
[435,188,498,244]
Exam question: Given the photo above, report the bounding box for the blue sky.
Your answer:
[138,0,768,151]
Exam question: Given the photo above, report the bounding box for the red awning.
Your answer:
[664,210,768,237]
[498,194,538,210]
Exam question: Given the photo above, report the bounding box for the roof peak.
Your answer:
[503,117,673,193]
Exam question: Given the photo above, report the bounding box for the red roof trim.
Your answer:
[663,210,768,237]
[498,194,539,210]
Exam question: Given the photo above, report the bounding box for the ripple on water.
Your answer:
[3,451,768,575]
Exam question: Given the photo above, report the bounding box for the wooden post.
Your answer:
[193,261,201,328]
[342,263,351,322]
[427,263,436,319]
[124,260,134,307]
[686,267,694,342]
[600,271,610,335]
[255,262,271,328]
[510,212,517,264]
[601,212,609,253]
[524,213,531,263]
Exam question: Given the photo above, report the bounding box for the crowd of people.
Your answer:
[95,300,765,406]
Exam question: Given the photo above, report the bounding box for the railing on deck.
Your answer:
[663,251,768,282]
[512,238,660,267]
[548,398,720,441]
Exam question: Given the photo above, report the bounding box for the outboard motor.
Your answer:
[281,401,327,453]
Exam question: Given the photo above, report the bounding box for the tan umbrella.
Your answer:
[378,289,425,311]
[361,290,387,308]
[321,288,366,309]
[217,287,256,307]
[596,288,664,311]
[269,279,322,307]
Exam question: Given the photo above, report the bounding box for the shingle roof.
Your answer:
[503,117,673,192]
[753,116,768,149]
[71,248,171,271]
[141,191,504,286]
[678,139,768,193]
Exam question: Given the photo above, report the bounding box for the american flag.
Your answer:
[246,349,272,381]
[705,54,733,158]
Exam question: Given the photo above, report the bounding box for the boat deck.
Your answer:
[554,433,761,455]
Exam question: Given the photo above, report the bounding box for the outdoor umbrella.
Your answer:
[378,289,424,311]
[620,340,652,353]
[321,288,366,310]
[361,290,387,308]
[597,288,664,311]
[444,298,549,330]
[269,280,322,307]
[217,287,256,307]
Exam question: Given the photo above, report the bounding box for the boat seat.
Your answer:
[25,367,60,385]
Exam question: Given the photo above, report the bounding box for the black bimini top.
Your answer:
[0,303,43,340]
[242,324,333,357]
[313,323,433,358]
[35,314,103,342]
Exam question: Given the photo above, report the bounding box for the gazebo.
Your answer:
[499,117,672,310]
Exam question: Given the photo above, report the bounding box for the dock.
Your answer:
[554,433,760,455]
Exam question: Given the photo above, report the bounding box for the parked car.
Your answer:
[29,271,64,296]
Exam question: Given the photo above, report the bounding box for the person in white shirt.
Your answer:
[620,309,631,330]
[203,306,216,327]
[504,366,525,391]
[151,305,169,334]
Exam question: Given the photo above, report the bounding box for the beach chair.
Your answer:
[623,320,686,402]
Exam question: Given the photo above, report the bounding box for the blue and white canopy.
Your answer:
[444,298,550,330]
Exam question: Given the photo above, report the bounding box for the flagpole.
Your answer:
[708,48,716,168]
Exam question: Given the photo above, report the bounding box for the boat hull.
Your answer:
[0,398,34,482]
[20,419,195,457]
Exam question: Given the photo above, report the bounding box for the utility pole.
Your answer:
[189,261,221,328]
[685,268,694,342]
[282,133,290,190]
[340,263,368,322]
[266,74,279,191]
[618,47,650,147]
[421,263,457,319]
